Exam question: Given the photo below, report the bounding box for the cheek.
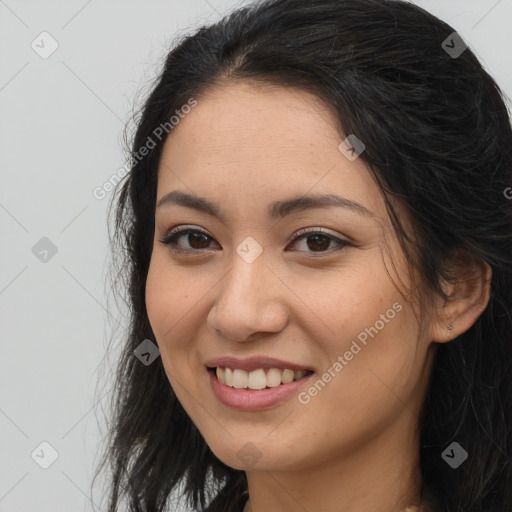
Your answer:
[301,266,422,421]
[145,254,195,333]
[145,260,194,399]
[145,254,211,380]
[307,261,405,353]
[145,259,172,335]
[314,302,423,429]
[145,257,194,370]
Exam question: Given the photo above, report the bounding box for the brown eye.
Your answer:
[289,228,351,254]
[159,227,219,253]
[186,232,211,249]
[304,234,331,252]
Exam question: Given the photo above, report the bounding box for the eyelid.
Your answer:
[290,226,349,243]
[159,225,217,253]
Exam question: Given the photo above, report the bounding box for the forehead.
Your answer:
[156,81,383,218]
[165,81,341,155]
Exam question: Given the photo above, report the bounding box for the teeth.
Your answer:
[266,368,282,387]
[282,369,294,384]
[233,369,248,389]
[248,368,267,390]
[224,367,233,386]
[214,367,310,389]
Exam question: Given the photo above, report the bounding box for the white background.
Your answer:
[1,1,511,511]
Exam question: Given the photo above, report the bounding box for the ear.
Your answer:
[430,252,492,343]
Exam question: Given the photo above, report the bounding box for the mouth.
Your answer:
[207,366,315,391]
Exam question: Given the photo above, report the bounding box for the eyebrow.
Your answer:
[156,190,375,221]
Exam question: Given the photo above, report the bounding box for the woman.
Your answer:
[92,1,512,511]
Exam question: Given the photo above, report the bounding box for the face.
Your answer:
[145,81,436,473]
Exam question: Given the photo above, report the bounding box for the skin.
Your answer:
[145,81,491,512]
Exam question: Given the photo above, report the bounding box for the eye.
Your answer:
[159,225,351,255]
[288,227,351,254]
[159,226,219,253]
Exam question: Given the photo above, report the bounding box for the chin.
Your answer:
[203,434,305,472]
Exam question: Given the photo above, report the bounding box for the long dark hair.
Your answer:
[91,1,512,511]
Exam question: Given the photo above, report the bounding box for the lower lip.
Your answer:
[208,368,315,410]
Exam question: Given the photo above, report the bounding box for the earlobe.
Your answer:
[430,254,492,344]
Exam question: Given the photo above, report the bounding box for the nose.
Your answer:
[206,253,289,342]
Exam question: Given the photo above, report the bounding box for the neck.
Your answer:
[243,412,425,512]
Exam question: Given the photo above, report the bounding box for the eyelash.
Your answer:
[158,225,351,256]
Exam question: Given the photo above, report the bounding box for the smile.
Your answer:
[209,366,314,390]
[207,365,315,410]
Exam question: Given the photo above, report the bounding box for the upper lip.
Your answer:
[205,356,314,373]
